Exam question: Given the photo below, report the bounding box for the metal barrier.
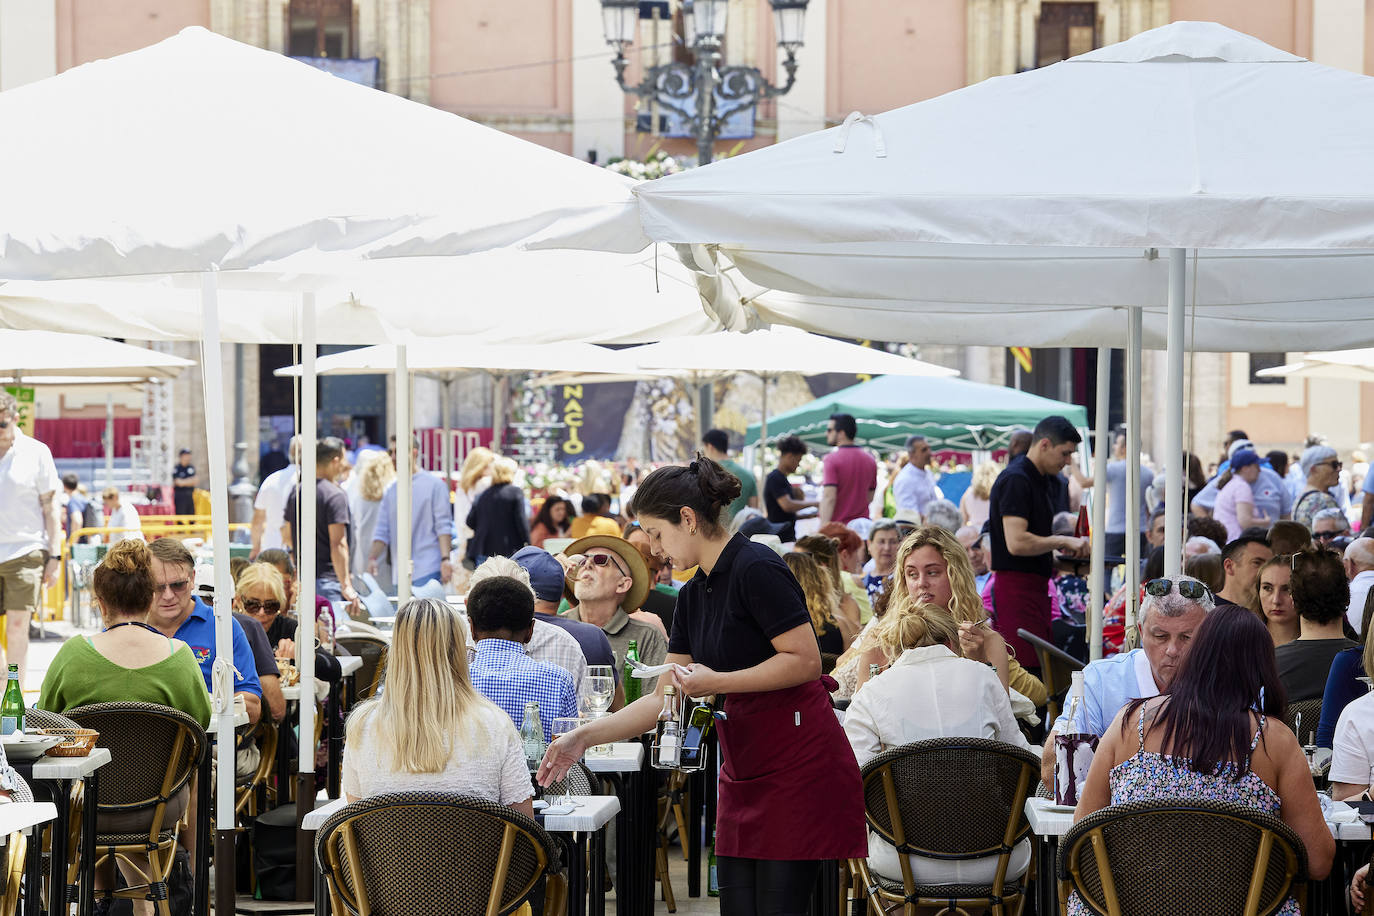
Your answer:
[44,517,251,627]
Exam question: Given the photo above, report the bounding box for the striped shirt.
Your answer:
[469,638,578,743]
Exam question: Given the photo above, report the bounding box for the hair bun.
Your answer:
[689,460,700,474]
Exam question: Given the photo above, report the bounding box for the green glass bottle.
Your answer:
[708,828,719,897]
[1,665,23,735]
[623,640,642,704]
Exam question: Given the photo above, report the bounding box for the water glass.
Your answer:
[549,717,587,803]
[586,666,615,717]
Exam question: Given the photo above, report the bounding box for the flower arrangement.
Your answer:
[605,150,684,181]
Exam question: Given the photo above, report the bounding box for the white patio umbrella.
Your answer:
[0,26,652,909]
[0,329,193,378]
[633,21,1374,655]
[1256,349,1374,382]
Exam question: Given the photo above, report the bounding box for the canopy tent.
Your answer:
[1257,349,1374,382]
[0,27,656,911]
[0,329,193,378]
[632,20,1374,658]
[744,374,1087,453]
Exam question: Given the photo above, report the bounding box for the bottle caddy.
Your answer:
[650,685,716,773]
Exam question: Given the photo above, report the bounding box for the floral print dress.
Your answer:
[1067,708,1299,916]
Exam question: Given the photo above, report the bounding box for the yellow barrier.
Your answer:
[43,517,251,624]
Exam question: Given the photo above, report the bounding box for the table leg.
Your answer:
[327,680,343,799]
[635,755,658,914]
[36,781,66,916]
[590,825,606,916]
[276,699,296,806]
[1036,835,1058,916]
[686,769,702,897]
[194,753,211,916]
[314,851,330,916]
[22,815,42,916]
[79,770,98,916]
[563,832,587,916]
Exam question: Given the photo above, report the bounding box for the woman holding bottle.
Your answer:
[539,456,865,916]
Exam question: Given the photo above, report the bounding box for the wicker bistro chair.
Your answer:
[336,635,389,704]
[1057,798,1308,916]
[1016,628,1085,725]
[315,791,568,916]
[1283,698,1322,747]
[65,702,206,916]
[849,737,1040,916]
[28,707,83,910]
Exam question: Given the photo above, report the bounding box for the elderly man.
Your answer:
[1215,534,1273,609]
[892,435,939,517]
[562,535,667,687]
[956,525,992,593]
[1040,575,1213,789]
[1346,538,1374,632]
[1312,507,1352,548]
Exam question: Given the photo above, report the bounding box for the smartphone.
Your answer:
[680,703,713,766]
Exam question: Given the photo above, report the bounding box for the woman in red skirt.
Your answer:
[539,455,866,915]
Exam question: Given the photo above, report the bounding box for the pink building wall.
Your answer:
[56,0,207,73]
[827,0,965,118]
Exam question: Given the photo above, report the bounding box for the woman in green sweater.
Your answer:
[39,538,211,916]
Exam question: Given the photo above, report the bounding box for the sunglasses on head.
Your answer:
[1144,578,1213,601]
[577,553,629,577]
[240,599,281,614]
[156,579,191,595]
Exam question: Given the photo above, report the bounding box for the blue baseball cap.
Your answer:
[511,546,565,603]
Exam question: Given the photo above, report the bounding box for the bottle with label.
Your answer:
[707,828,719,897]
[623,640,642,704]
[1054,671,1098,806]
[0,665,21,736]
[520,701,545,771]
[656,685,681,768]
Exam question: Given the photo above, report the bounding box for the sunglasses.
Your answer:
[155,579,191,595]
[1144,578,1213,602]
[575,553,629,577]
[240,599,282,614]
[1313,530,1345,540]
[1316,460,1343,471]
[0,420,9,429]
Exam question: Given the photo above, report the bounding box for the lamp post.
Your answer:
[598,0,810,166]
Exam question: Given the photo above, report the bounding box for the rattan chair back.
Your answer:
[1016,628,1084,722]
[315,791,566,916]
[1057,799,1307,916]
[26,708,81,731]
[544,762,593,799]
[852,737,1039,913]
[337,635,389,700]
[1283,698,1321,745]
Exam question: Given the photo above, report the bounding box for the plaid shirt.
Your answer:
[470,638,578,744]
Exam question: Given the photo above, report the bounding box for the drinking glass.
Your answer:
[584,666,615,756]
[548,717,587,805]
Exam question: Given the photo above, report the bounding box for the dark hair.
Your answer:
[1123,603,1285,779]
[1007,429,1033,457]
[1221,533,1270,563]
[1187,517,1230,554]
[702,428,730,453]
[256,548,295,577]
[1184,554,1225,594]
[1185,452,1208,490]
[1031,415,1081,447]
[148,536,195,572]
[62,473,79,491]
[316,436,345,464]
[580,493,603,516]
[828,413,857,440]
[92,539,157,618]
[1268,520,1312,556]
[1265,450,1289,478]
[466,576,535,635]
[1290,548,1349,625]
[1142,545,1167,582]
[632,454,742,536]
[1361,587,1374,644]
[777,435,807,457]
[534,497,574,535]
[1226,430,1250,446]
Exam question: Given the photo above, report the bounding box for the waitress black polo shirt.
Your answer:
[668,533,811,673]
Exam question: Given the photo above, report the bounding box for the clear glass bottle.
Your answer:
[656,685,681,767]
[520,701,545,771]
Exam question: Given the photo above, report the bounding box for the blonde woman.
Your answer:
[844,603,1030,886]
[342,597,534,815]
[960,461,1000,529]
[349,451,396,587]
[785,552,850,656]
[792,535,861,646]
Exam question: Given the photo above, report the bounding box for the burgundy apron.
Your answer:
[714,676,867,860]
[991,569,1052,666]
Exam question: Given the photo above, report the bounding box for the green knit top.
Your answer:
[38,636,212,728]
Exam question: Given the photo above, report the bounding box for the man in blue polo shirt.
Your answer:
[147,539,262,725]
[1038,575,1213,790]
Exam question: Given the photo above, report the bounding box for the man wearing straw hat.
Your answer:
[561,535,667,687]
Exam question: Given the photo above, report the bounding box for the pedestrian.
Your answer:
[172,447,198,517]
[283,437,360,612]
[819,413,877,525]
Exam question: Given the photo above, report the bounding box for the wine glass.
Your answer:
[586,666,615,717]
[547,717,585,805]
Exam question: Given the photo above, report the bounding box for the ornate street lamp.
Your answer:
[599,0,810,165]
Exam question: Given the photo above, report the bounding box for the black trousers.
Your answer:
[716,855,820,916]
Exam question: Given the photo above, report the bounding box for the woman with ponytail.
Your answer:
[539,454,865,916]
[843,602,1029,885]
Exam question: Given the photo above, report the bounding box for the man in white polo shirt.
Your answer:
[1039,575,1214,790]
[0,391,62,685]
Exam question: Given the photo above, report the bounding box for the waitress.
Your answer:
[539,456,865,915]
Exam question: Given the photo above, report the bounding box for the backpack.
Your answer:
[82,500,103,532]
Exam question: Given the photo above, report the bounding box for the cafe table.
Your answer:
[301,793,619,916]
[5,801,58,916]
[14,749,112,916]
[584,740,656,916]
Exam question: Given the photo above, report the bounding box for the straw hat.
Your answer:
[561,535,650,612]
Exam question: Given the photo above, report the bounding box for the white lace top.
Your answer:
[342,701,534,805]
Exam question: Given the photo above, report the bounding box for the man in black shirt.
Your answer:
[763,435,816,542]
[1216,534,1273,608]
[283,437,359,612]
[988,415,1089,666]
[172,447,198,516]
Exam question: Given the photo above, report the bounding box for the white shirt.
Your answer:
[891,463,940,515]
[342,701,533,804]
[104,503,144,545]
[1349,569,1374,632]
[0,428,61,563]
[844,644,1031,883]
[253,464,298,554]
[527,619,589,703]
[1329,689,1374,787]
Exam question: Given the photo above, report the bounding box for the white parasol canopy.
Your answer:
[274,339,643,379]
[1256,348,1374,382]
[0,329,193,378]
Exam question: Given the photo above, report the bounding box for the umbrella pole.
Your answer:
[1125,308,1142,638]
[1088,347,1110,662]
[104,393,115,488]
[199,274,238,916]
[294,293,319,901]
[397,345,412,604]
[1163,249,1187,578]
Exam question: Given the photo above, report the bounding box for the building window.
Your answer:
[1248,352,1288,385]
[1036,3,1097,68]
[289,0,354,59]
